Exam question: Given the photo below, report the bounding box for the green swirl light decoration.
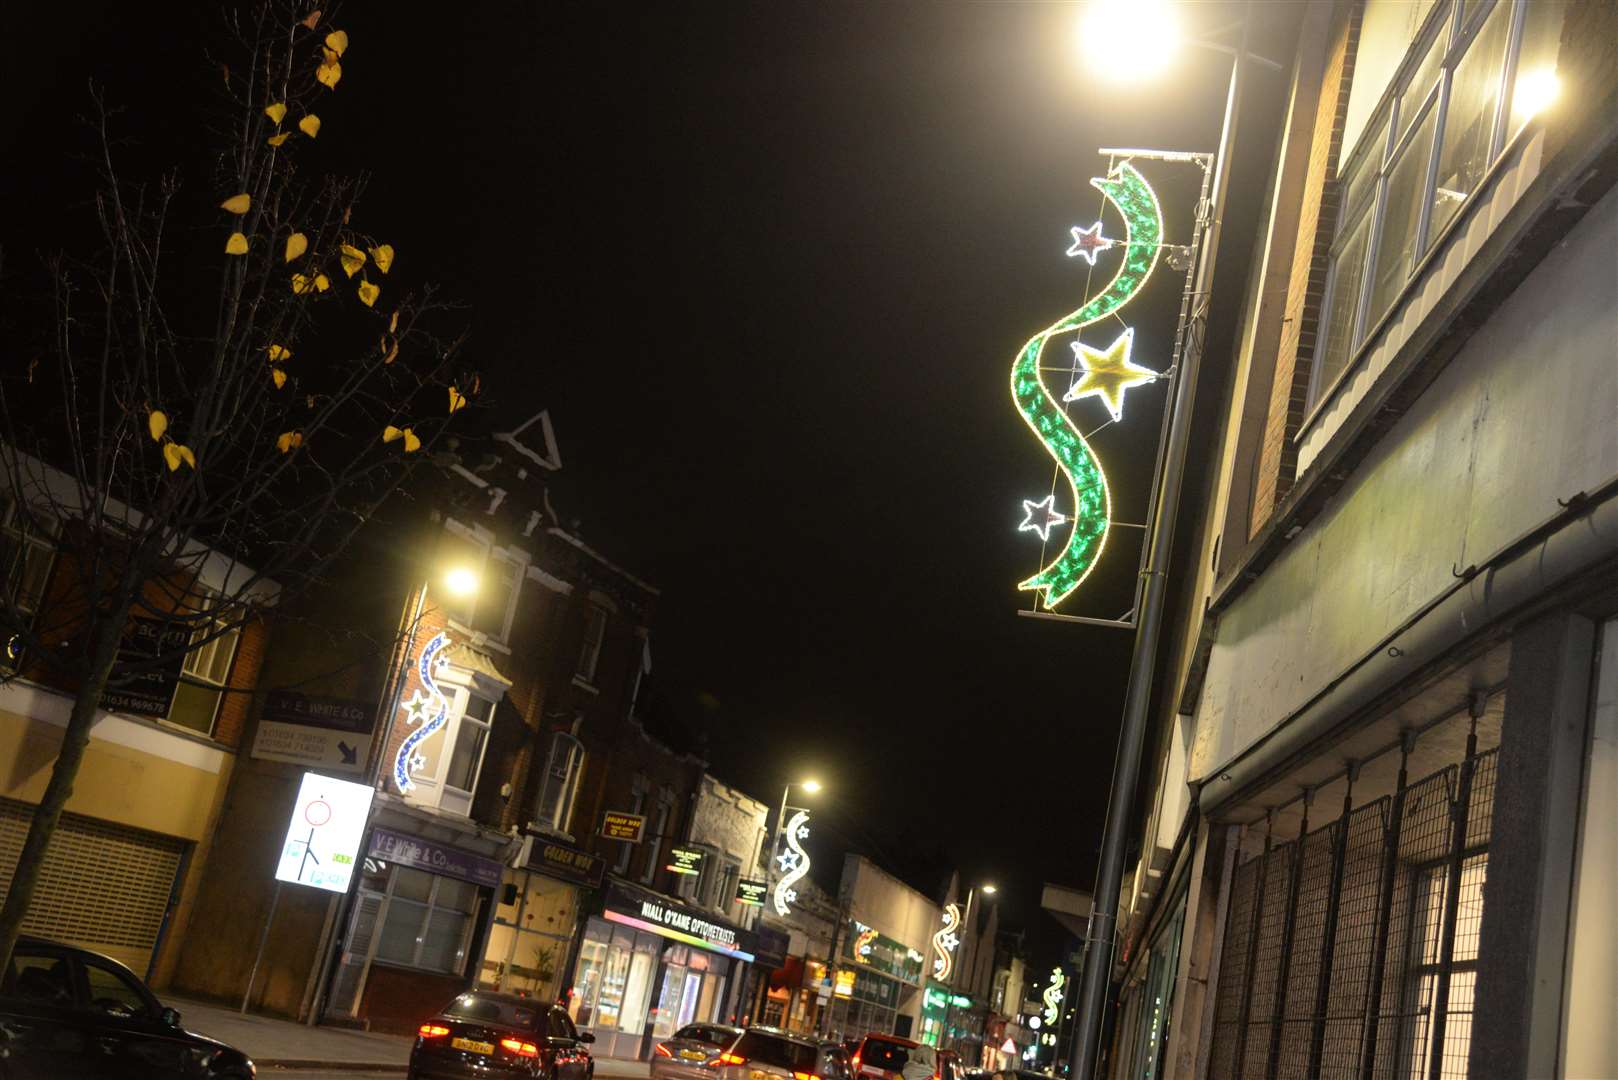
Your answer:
[1012,162,1163,609]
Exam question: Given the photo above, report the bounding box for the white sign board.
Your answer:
[251,691,372,774]
[274,772,374,893]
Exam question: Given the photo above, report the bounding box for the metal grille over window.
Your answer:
[1203,744,1499,1079]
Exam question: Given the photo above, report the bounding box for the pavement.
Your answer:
[167,995,651,1075]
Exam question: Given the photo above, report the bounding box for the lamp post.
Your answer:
[1063,2,1278,1077]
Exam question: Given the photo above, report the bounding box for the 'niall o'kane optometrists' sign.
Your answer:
[602,882,754,961]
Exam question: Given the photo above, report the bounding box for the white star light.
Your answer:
[776,850,801,873]
[1019,495,1067,542]
[794,824,810,841]
[409,752,427,772]
[1066,221,1114,265]
[401,689,432,726]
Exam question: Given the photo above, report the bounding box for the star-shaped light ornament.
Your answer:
[1066,221,1115,265]
[795,823,810,841]
[776,850,802,873]
[1064,327,1158,421]
[1019,495,1067,542]
[401,689,433,726]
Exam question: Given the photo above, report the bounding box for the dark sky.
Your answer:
[5,1,1290,961]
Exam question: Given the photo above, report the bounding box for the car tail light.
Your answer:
[419,1024,451,1038]
[720,1052,748,1066]
[656,1043,675,1058]
[852,1056,861,1070]
[793,1072,823,1080]
[501,1037,540,1057]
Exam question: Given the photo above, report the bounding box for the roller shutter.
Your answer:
[0,798,185,974]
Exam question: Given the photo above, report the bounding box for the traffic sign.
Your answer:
[274,771,374,893]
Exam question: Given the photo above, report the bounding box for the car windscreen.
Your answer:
[443,993,539,1030]
[734,1031,820,1071]
[862,1040,934,1071]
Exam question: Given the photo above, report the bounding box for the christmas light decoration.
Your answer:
[1065,221,1114,265]
[1042,967,1065,1026]
[931,902,962,981]
[1010,162,1163,609]
[1019,495,1067,542]
[393,632,451,793]
[772,809,811,916]
[854,923,879,961]
[1063,327,1158,421]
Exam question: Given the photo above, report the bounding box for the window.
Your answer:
[642,788,673,885]
[376,867,480,974]
[1308,0,1564,413]
[575,606,607,684]
[615,775,649,875]
[167,586,242,736]
[1,951,72,1005]
[0,497,55,672]
[533,730,585,835]
[82,957,152,1019]
[718,860,741,918]
[440,523,524,643]
[444,695,494,795]
[446,992,541,1030]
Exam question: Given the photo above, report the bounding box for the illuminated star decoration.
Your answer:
[1063,327,1158,422]
[776,849,802,873]
[1066,221,1114,265]
[1019,495,1066,542]
[401,689,432,726]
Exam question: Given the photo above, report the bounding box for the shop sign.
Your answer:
[735,878,769,907]
[99,617,190,718]
[274,771,374,893]
[924,988,973,1011]
[518,834,605,888]
[369,826,503,889]
[600,810,646,842]
[602,882,755,961]
[667,845,704,876]
[251,690,373,773]
[834,969,856,998]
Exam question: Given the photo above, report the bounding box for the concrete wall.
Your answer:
[1192,183,1618,781]
[689,774,769,921]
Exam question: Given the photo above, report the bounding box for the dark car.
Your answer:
[651,1023,743,1080]
[409,990,594,1080]
[818,1040,854,1080]
[0,935,254,1079]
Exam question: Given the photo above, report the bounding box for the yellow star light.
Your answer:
[1062,327,1157,421]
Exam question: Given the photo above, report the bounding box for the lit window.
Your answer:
[167,586,242,736]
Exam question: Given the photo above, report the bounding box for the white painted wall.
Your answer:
[1192,185,1618,781]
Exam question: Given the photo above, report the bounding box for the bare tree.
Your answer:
[0,1,474,970]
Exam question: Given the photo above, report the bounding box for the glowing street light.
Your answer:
[981,883,998,895]
[801,778,823,794]
[443,566,479,597]
[1078,0,1180,84]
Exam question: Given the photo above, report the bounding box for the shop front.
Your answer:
[568,879,756,1060]
[920,985,982,1057]
[826,920,924,1041]
[324,815,511,1033]
[481,833,604,1001]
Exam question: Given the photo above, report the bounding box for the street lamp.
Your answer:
[443,565,480,598]
[1061,4,1279,1078]
[1078,0,1179,83]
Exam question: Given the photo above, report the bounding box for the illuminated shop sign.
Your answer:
[602,882,755,962]
[667,846,704,876]
[735,878,769,907]
[925,988,973,1011]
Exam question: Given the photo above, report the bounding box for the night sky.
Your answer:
[5,2,1287,961]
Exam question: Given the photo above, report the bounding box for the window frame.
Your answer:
[1304,0,1539,423]
[401,679,499,818]
[0,497,57,672]
[533,729,586,836]
[641,788,674,886]
[374,865,481,975]
[574,605,608,687]
[164,583,243,738]
[615,774,649,875]
[441,519,527,647]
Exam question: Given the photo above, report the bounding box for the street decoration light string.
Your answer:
[772,809,812,916]
[931,901,962,981]
[393,631,451,793]
[1011,162,1163,609]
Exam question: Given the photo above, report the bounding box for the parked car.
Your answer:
[408,990,594,1080]
[0,935,255,1079]
[852,1034,938,1080]
[651,1023,743,1080]
[708,1027,824,1080]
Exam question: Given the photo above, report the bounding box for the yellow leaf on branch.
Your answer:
[403,429,421,453]
[271,368,288,389]
[316,53,343,90]
[163,443,196,471]
[265,102,287,125]
[314,273,331,292]
[148,410,168,442]
[324,29,349,56]
[357,280,380,307]
[382,425,403,443]
[284,233,308,262]
[369,244,394,274]
[220,193,252,214]
[339,244,367,277]
[302,9,322,29]
[381,339,399,365]
[448,386,466,414]
[268,344,292,361]
[267,132,291,147]
[276,431,304,454]
[388,310,399,333]
[291,273,313,294]
[298,114,321,138]
[226,232,250,255]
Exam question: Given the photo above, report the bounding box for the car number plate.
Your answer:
[681,1049,708,1060]
[453,1037,496,1055]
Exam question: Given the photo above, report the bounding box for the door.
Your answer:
[77,953,189,1080]
[0,946,95,1080]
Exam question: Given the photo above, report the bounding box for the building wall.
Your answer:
[687,774,769,923]
[1192,183,1618,782]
